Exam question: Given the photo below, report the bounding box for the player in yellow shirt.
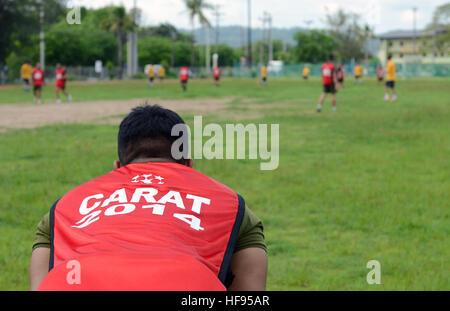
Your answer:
[384,54,397,102]
[158,66,165,82]
[302,65,310,80]
[260,65,268,86]
[148,65,155,87]
[354,63,363,84]
[20,61,32,92]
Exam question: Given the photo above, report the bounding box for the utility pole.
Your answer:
[247,0,252,67]
[213,5,223,54]
[267,12,273,63]
[127,0,138,77]
[39,0,45,70]
[259,13,266,65]
[413,7,417,56]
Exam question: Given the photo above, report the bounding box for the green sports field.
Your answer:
[0,77,449,290]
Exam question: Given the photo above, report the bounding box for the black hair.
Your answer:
[117,104,187,165]
[329,53,335,61]
[387,54,392,60]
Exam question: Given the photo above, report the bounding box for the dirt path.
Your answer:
[0,98,232,130]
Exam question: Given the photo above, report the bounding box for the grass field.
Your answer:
[0,77,449,290]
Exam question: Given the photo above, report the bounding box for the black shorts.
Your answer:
[323,84,336,94]
[338,78,344,83]
[386,81,395,88]
[149,77,154,82]
[56,84,66,90]
[355,75,361,79]
[262,77,267,82]
[214,76,220,81]
[33,85,42,92]
[23,79,30,85]
[378,77,384,82]
[303,76,308,80]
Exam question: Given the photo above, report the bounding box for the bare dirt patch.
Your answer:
[0,98,232,130]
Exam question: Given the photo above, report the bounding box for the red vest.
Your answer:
[32,68,44,86]
[322,62,335,85]
[55,68,66,87]
[180,67,189,81]
[213,67,221,78]
[38,162,245,290]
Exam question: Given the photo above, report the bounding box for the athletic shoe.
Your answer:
[317,106,322,113]
[68,95,72,102]
[56,99,61,104]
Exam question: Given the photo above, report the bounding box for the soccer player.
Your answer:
[354,63,363,84]
[213,66,221,86]
[55,63,72,104]
[32,62,45,104]
[260,64,268,86]
[20,61,32,92]
[158,65,165,82]
[376,64,384,84]
[317,54,338,113]
[336,63,345,89]
[384,55,397,102]
[148,65,155,87]
[30,105,268,291]
[302,65,310,80]
[179,66,189,91]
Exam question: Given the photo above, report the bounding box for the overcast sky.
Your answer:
[69,0,448,34]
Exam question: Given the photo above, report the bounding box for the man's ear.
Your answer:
[185,159,194,168]
[113,160,121,170]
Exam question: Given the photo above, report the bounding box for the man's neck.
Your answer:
[130,157,176,164]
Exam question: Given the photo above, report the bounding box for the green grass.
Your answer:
[0,77,449,290]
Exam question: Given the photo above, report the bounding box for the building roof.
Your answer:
[378,27,448,40]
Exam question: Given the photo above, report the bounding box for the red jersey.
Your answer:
[180,67,189,81]
[32,68,44,86]
[38,162,244,291]
[377,67,384,78]
[213,67,221,78]
[55,68,66,87]
[322,62,335,85]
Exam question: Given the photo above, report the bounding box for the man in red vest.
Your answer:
[213,66,221,86]
[179,66,189,91]
[32,62,45,105]
[317,54,338,113]
[55,63,72,104]
[30,105,267,291]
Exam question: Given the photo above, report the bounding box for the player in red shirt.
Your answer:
[55,63,72,104]
[317,54,338,112]
[179,66,189,91]
[213,67,221,86]
[32,62,45,105]
[336,63,345,90]
[376,64,384,84]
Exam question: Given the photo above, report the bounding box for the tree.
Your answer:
[430,3,450,55]
[0,0,66,70]
[291,30,337,63]
[183,0,213,67]
[100,6,136,79]
[325,9,371,61]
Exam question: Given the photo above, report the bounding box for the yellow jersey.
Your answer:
[261,66,267,78]
[386,60,396,81]
[354,65,363,77]
[303,67,310,77]
[158,67,165,77]
[148,66,155,78]
[21,64,32,79]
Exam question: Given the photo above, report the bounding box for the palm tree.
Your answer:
[100,6,136,79]
[183,0,213,68]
